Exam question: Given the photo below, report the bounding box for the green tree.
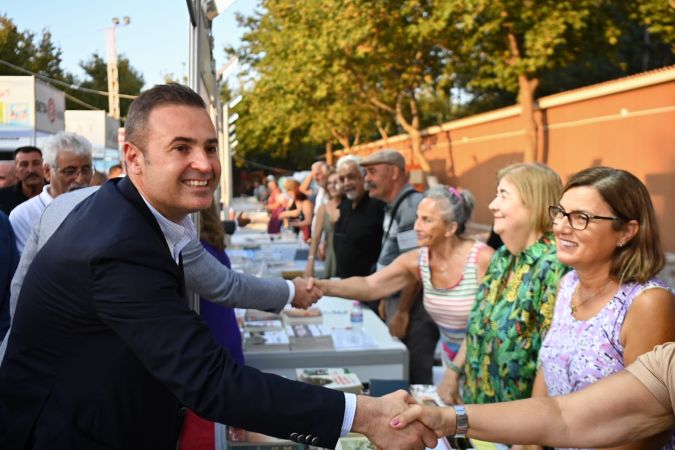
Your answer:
[234,0,456,171]
[77,53,144,119]
[0,14,73,81]
[436,0,675,162]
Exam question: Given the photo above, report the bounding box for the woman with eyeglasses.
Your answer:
[525,167,675,450]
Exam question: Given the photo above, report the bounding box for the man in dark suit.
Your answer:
[0,84,434,450]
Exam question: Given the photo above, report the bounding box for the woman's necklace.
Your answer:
[570,282,612,314]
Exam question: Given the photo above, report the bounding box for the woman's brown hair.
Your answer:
[563,166,664,283]
[200,199,225,252]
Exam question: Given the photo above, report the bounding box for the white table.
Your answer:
[227,232,324,278]
[244,297,409,382]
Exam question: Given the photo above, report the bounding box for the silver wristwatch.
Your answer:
[453,404,468,438]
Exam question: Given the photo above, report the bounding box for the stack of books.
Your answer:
[286,324,333,351]
[243,310,289,353]
[296,368,363,394]
[281,307,323,325]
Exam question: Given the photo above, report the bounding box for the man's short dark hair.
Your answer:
[125,83,206,148]
[14,146,42,158]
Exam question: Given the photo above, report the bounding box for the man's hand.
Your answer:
[389,402,455,438]
[438,369,462,405]
[291,277,322,309]
[353,391,438,450]
[388,310,409,338]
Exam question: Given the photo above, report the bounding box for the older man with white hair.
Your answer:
[333,155,385,279]
[9,132,93,252]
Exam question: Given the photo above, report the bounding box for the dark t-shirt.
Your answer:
[334,193,385,278]
[0,183,28,215]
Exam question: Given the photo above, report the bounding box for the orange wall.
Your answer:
[351,76,675,252]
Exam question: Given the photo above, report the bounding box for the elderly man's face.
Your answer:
[45,150,94,197]
[338,162,365,202]
[313,162,328,188]
[15,151,44,188]
[364,163,396,201]
[0,162,16,187]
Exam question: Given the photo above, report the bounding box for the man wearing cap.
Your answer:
[361,149,439,385]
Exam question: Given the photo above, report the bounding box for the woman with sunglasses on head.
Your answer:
[310,185,494,389]
[529,167,675,450]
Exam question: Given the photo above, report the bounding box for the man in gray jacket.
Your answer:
[361,149,439,384]
[0,185,321,362]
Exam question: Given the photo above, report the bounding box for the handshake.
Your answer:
[354,390,457,450]
[289,277,326,309]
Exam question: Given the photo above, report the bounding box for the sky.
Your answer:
[3,0,259,90]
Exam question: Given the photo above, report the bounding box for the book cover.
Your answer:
[296,368,363,394]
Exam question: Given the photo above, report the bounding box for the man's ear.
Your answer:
[391,165,401,181]
[43,163,53,183]
[124,142,144,175]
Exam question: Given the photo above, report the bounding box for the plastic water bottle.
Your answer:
[350,301,364,328]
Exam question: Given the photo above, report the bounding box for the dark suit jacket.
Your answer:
[0,177,344,450]
[0,211,18,340]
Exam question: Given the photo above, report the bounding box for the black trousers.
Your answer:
[388,291,439,384]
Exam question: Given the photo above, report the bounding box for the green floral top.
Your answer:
[463,233,568,404]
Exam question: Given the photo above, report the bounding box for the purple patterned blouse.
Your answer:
[539,270,673,450]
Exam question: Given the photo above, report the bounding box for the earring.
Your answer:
[617,241,624,248]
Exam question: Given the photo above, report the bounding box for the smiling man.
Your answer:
[333,155,385,279]
[8,133,93,253]
[0,84,435,450]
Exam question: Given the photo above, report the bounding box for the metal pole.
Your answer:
[105,26,121,120]
[187,0,200,92]
[187,0,202,313]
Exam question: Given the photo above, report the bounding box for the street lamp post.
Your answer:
[105,16,130,121]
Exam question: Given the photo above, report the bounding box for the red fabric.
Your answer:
[178,410,215,450]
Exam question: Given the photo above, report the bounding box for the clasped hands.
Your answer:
[355,390,456,450]
[290,276,330,309]
[290,277,323,309]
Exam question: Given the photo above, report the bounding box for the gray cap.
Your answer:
[360,149,405,170]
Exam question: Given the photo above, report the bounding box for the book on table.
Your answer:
[281,307,323,325]
[242,330,289,353]
[296,367,363,394]
[286,324,333,351]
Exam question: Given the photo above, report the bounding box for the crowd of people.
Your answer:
[292,151,674,448]
[0,82,672,450]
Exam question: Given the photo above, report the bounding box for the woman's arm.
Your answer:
[290,199,314,228]
[605,286,675,450]
[510,370,547,450]
[304,204,326,278]
[392,369,674,448]
[438,338,467,405]
[278,203,301,219]
[313,250,419,301]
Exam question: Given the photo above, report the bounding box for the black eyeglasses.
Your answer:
[549,205,620,231]
[57,165,94,177]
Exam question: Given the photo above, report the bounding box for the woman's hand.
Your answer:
[438,369,462,405]
[389,404,454,438]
